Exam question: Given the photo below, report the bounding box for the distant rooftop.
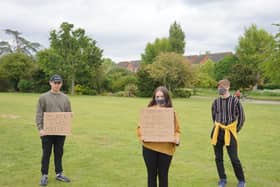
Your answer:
[117,51,234,72]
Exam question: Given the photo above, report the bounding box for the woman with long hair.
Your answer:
[137,86,181,187]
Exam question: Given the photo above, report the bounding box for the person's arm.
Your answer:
[236,100,245,132]
[65,96,72,112]
[211,100,216,123]
[35,97,46,136]
[174,112,181,145]
[136,123,143,142]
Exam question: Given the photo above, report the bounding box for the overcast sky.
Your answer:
[0,0,279,62]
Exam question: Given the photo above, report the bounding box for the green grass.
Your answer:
[0,93,279,187]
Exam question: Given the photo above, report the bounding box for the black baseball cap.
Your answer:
[49,74,63,82]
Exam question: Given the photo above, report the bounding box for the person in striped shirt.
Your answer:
[211,79,246,187]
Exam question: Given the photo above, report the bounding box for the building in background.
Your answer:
[117,52,233,72]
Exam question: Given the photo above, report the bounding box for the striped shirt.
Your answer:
[211,95,245,132]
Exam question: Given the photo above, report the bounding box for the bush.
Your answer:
[114,91,126,97]
[173,88,192,98]
[124,84,137,97]
[263,83,280,89]
[18,79,34,92]
[83,87,97,95]
[0,79,11,91]
[74,84,97,95]
[249,89,280,97]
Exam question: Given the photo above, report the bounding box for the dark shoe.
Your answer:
[218,179,227,187]
[237,181,246,187]
[40,175,48,186]
[56,173,71,182]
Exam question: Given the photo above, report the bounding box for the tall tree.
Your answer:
[0,53,35,91]
[195,60,217,88]
[136,64,160,97]
[91,58,116,93]
[37,22,103,94]
[149,52,194,91]
[262,24,280,84]
[0,29,41,56]
[227,63,257,94]
[169,21,185,54]
[141,38,171,64]
[141,21,186,64]
[236,24,275,89]
[214,55,239,81]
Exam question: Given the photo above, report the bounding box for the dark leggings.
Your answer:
[41,135,65,175]
[213,135,245,181]
[143,146,172,187]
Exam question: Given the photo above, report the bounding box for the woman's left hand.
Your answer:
[174,137,180,145]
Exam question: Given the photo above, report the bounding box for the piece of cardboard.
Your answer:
[139,107,175,142]
[43,112,73,135]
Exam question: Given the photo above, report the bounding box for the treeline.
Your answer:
[0,22,279,97]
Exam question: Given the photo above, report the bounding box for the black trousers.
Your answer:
[213,134,245,182]
[142,146,172,187]
[41,135,66,175]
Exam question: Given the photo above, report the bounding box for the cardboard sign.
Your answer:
[43,112,73,135]
[139,108,175,142]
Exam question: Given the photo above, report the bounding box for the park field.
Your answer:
[0,93,279,187]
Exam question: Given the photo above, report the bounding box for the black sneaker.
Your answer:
[40,175,48,186]
[56,173,71,182]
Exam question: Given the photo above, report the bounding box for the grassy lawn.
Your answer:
[0,93,279,187]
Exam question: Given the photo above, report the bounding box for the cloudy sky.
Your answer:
[0,0,279,62]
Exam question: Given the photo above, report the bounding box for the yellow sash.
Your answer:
[211,120,238,147]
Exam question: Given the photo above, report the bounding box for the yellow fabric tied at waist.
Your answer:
[211,120,238,147]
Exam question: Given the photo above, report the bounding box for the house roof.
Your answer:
[117,51,234,72]
[185,52,233,64]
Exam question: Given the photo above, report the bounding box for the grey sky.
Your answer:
[0,0,279,62]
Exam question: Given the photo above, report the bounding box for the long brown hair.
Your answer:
[148,86,173,107]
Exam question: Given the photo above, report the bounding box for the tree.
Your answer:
[0,29,41,56]
[236,24,275,88]
[149,52,194,91]
[105,66,136,92]
[262,24,280,84]
[91,58,116,93]
[200,60,215,78]
[0,53,35,91]
[195,60,217,88]
[227,63,257,94]
[141,38,171,64]
[169,21,185,54]
[214,55,239,81]
[141,21,186,64]
[37,22,103,94]
[136,64,160,97]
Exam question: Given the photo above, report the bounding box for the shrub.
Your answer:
[124,84,137,97]
[263,83,280,89]
[0,79,10,92]
[74,84,97,95]
[173,88,192,98]
[114,91,125,97]
[18,79,34,92]
[75,84,83,95]
[82,87,97,95]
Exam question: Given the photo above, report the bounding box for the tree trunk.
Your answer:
[253,71,260,90]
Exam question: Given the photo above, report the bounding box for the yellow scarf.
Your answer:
[211,120,238,147]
